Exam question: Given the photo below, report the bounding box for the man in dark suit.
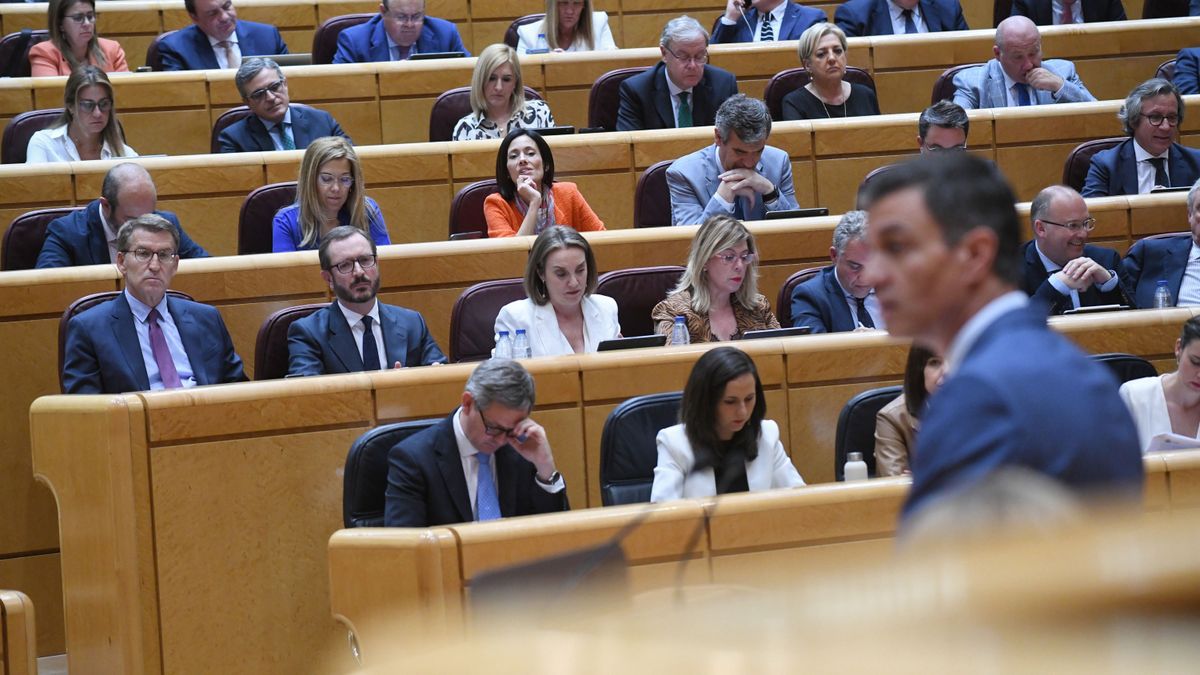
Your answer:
[287,226,445,375]
[860,152,1142,523]
[791,210,884,332]
[1020,185,1127,314]
[616,16,738,131]
[384,358,569,527]
[1010,0,1125,24]
[62,214,247,394]
[1083,78,1200,197]
[332,0,468,63]
[712,0,826,44]
[1121,178,1200,308]
[834,0,969,37]
[157,0,288,71]
[217,58,350,153]
[1176,47,1199,96]
[37,163,209,269]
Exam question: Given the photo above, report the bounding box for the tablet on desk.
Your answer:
[764,207,829,220]
[1061,304,1129,315]
[597,334,667,351]
[245,53,311,66]
[531,126,575,136]
[741,326,812,340]
[409,51,466,60]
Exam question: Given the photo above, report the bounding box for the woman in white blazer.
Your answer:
[1119,316,1200,452]
[651,347,805,502]
[494,225,621,356]
[516,0,618,54]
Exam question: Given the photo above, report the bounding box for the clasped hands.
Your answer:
[715,168,773,205]
[1054,257,1112,291]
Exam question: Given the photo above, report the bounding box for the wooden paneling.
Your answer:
[0,555,61,657]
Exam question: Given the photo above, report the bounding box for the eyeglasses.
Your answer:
[123,248,177,264]
[318,173,354,188]
[76,98,112,114]
[1041,217,1096,233]
[711,251,756,265]
[1143,113,1179,127]
[478,407,520,438]
[664,46,708,66]
[65,12,97,23]
[247,79,286,102]
[923,143,967,153]
[329,254,377,275]
[388,12,424,24]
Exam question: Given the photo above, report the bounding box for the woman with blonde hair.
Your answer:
[451,44,555,141]
[516,0,618,54]
[26,66,135,163]
[652,214,779,343]
[30,0,129,77]
[781,23,879,121]
[272,136,390,252]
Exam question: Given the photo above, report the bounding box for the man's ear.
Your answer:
[955,226,1001,285]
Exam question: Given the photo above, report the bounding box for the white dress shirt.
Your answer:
[25,124,138,164]
[98,206,120,263]
[665,69,693,128]
[889,0,928,33]
[207,30,242,69]
[451,407,563,519]
[834,268,885,329]
[125,290,197,389]
[1133,140,1172,194]
[336,300,385,368]
[259,107,294,151]
[1176,242,1200,306]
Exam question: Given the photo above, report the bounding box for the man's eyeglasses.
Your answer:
[711,251,756,265]
[1041,217,1097,233]
[923,143,967,153]
[1143,113,1179,127]
[329,254,377,275]
[247,79,286,102]
[478,407,520,438]
[123,248,177,264]
[664,47,708,66]
[388,11,424,24]
[76,98,112,114]
[65,12,97,23]
[318,173,354,188]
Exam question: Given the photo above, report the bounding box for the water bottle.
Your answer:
[513,329,532,358]
[1153,280,1173,308]
[670,316,690,345]
[494,330,513,359]
[843,451,868,482]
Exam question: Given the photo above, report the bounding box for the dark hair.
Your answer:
[101,162,153,213]
[524,226,597,304]
[902,345,941,418]
[185,0,197,14]
[318,225,376,270]
[681,347,766,469]
[495,129,555,201]
[1179,316,1200,350]
[860,152,1021,286]
[918,99,969,140]
[1119,78,1184,137]
[116,213,180,252]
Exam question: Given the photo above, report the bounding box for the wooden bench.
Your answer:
[0,590,36,675]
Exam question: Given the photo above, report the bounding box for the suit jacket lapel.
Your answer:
[370,19,390,61]
[1037,0,1054,23]
[702,146,722,209]
[85,201,111,265]
[290,106,309,148]
[111,295,151,391]
[1168,143,1190,189]
[1166,237,1191,299]
[378,304,408,368]
[823,268,854,331]
[244,115,275,152]
[192,27,220,70]
[777,6,794,37]
[653,65,676,128]
[494,446,521,517]
[692,72,716,125]
[434,416,473,523]
[169,296,209,385]
[983,62,1007,108]
[325,302,364,372]
[871,0,895,35]
[918,0,940,30]
[1117,141,1139,196]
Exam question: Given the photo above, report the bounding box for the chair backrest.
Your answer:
[2,109,63,164]
[253,303,325,380]
[1155,58,1177,82]
[763,67,876,120]
[0,29,50,78]
[993,0,1012,26]
[588,66,649,131]
[238,181,298,254]
[599,391,682,506]
[775,266,826,328]
[2,206,81,271]
[504,14,545,49]
[633,160,674,229]
[595,265,685,338]
[1125,232,1189,257]
[833,384,902,480]
[930,63,982,106]
[1091,353,1158,385]
[145,30,176,72]
[343,419,439,527]
[428,86,542,142]
[1062,137,1124,192]
[311,13,373,65]
[448,278,526,362]
[448,179,499,240]
[857,164,896,208]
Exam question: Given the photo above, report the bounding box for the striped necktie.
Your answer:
[759,15,774,41]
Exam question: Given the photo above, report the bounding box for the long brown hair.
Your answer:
[544,0,595,51]
[55,66,129,156]
[48,0,106,70]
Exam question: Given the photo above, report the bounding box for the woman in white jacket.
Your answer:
[516,0,617,54]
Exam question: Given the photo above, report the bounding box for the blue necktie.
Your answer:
[733,196,746,220]
[902,9,918,33]
[361,315,380,371]
[476,452,501,521]
[1016,84,1032,106]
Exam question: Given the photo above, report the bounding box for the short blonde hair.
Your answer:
[296,136,369,249]
[469,44,525,117]
[671,214,761,315]
[797,22,847,66]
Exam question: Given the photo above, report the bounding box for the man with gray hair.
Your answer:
[917,99,969,154]
[666,94,798,225]
[790,210,884,333]
[384,358,568,527]
[1082,78,1200,197]
[217,57,350,153]
[616,15,738,131]
[1121,178,1200,308]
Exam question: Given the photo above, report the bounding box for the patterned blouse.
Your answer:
[451,99,556,141]
[651,290,780,344]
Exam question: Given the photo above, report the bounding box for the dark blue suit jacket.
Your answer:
[1010,0,1126,23]
[36,200,209,269]
[286,301,446,376]
[1082,138,1200,197]
[903,303,1143,520]
[158,20,288,71]
[1174,48,1199,96]
[1019,240,1128,315]
[384,413,569,527]
[711,2,827,43]
[789,266,857,333]
[216,104,349,154]
[616,61,738,131]
[331,14,468,63]
[834,0,969,36]
[1120,233,1193,309]
[62,293,247,394]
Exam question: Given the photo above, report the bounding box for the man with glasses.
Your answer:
[1020,185,1127,314]
[791,210,884,333]
[1083,79,1200,197]
[616,15,738,131]
[1121,178,1200,308]
[917,99,968,154]
[217,57,349,153]
[332,0,468,64]
[158,0,288,71]
[37,163,209,268]
[287,226,445,376]
[384,358,568,527]
[62,214,246,394]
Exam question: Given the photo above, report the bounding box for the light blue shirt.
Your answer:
[258,108,294,151]
[1034,241,1119,309]
[125,290,197,389]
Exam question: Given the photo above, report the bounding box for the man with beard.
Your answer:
[287,226,445,376]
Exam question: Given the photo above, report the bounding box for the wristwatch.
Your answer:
[763,186,780,203]
[535,471,562,486]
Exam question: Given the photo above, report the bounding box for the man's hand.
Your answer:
[714,168,772,204]
[1025,67,1064,93]
[1054,257,1111,290]
[723,0,746,22]
[510,418,557,481]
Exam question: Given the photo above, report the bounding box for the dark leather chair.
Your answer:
[930,63,982,105]
[1141,0,1189,18]
[775,266,826,328]
[0,29,49,78]
[145,30,176,72]
[2,206,81,271]
[595,265,685,338]
[428,86,542,142]
[503,14,545,49]
[993,0,1012,26]
[238,181,298,254]
[447,278,525,362]
[1155,58,1177,83]
[253,303,325,380]
[2,108,63,164]
[448,179,499,240]
[763,67,876,121]
[857,164,896,208]
[343,418,439,527]
[833,385,902,480]
[588,66,649,131]
[311,13,373,65]
[633,160,673,229]
[1062,137,1123,192]
[599,391,682,505]
[1091,353,1157,385]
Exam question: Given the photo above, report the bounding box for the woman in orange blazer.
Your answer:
[30,0,129,77]
[483,129,606,238]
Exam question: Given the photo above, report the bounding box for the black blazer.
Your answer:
[616,61,738,131]
[1020,240,1128,315]
[216,104,350,154]
[1010,0,1126,24]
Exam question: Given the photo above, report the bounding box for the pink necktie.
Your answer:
[1061,0,1075,24]
[148,308,182,389]
[218,40,236,68]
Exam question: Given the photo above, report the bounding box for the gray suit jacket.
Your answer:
[951,58,1095,109]
[666,144,799,226]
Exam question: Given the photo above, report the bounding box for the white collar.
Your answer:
[124,288,171,324]
[336,299,380,328]
[888,0,922,20]
[761,2,787,21]
[1033,240,1065,272]
[944,291,1028,375]
[453,405,485,459]
[258,106,292,132]
[665,67,692,96]
[206,28,239,48]
[999,64,1023,94]
[1133,139,1170,162]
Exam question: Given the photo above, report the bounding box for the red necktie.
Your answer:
[1061,0,1075,24]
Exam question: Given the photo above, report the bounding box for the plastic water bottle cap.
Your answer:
[1158,280,1169,287]
[499,330,509,337]
[516,329,527,335]
[675,316,685,323]
[847,451,863,462]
